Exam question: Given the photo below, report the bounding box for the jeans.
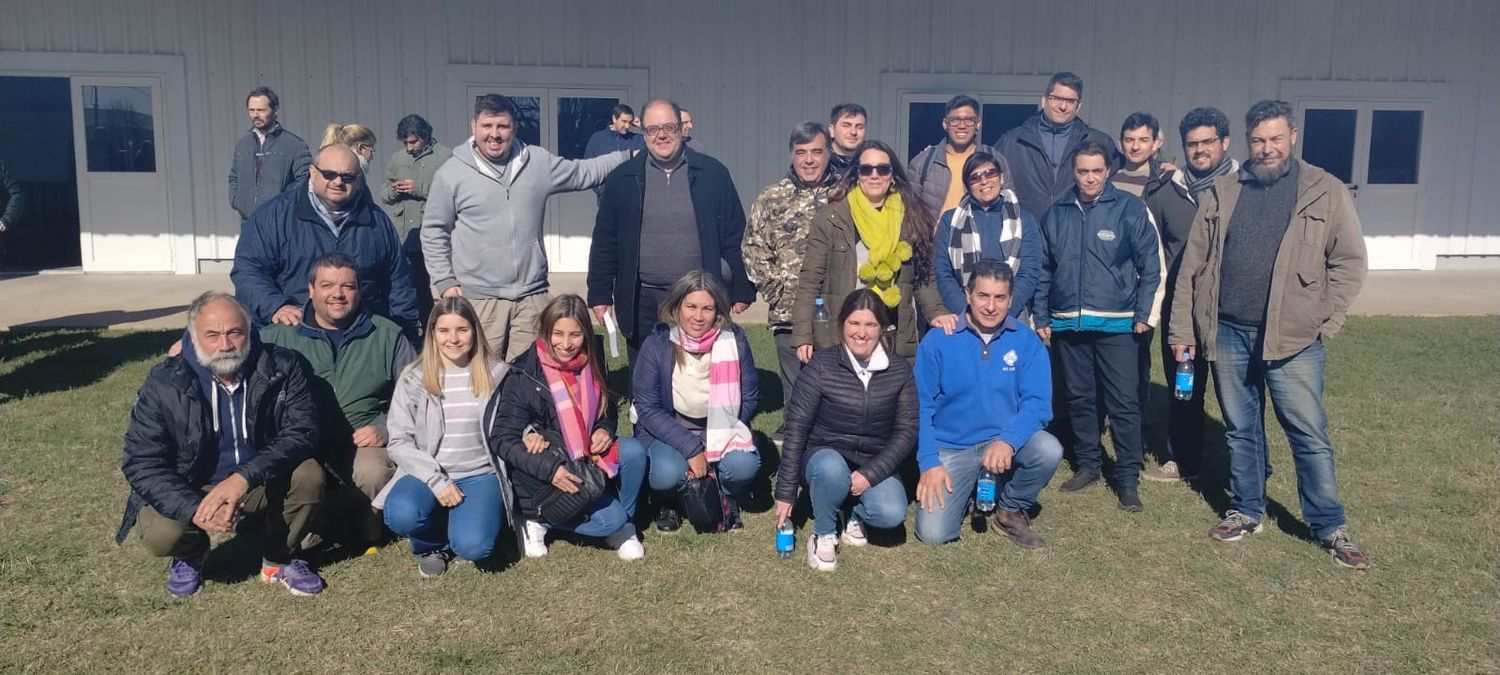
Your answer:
[804,448,909,536]
[642,439,760,498]
[539,494,637,547]
[914,431,1063,544]
[1212,321,1346,539]
[383,473,504,561]
[1056,330,1145,486]
[615,435,649,518]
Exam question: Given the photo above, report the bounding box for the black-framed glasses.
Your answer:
[1045,93,1081,107]
[643,123,681,137]
[966,166,1001,185]
[1184,136,1223,150]
[945,116,979,127]
[857,163,893,177]
[313,166,362,184]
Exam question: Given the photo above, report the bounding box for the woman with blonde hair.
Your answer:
[321,122,377,169]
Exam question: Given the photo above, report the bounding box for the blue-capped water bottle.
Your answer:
[776,522,795,560]
[1174,349,1195,401]
[976,469,997,513]
[813,296,831,324]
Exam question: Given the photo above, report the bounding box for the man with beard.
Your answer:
[228,87,312,220]
[116,292,325,597]
[1169,100,1370,569]
[381,114,451,322]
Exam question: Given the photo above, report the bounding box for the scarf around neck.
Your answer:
[846,189,912,308]
[667,325,755,462]
[1185,157,1235,203]
[534,340,618,477]
[947,189,1024,285]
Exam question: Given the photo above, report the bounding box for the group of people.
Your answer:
[116,70,1371,597]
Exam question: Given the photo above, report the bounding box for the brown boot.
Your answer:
[993,509,1046,550]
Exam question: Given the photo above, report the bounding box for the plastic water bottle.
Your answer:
[1173,349,1195,401]
[813,296,831,325]
[975,470,997,513]
[776,522,795,560]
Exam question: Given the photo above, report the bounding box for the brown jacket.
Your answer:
[1168,159,1367,361]
[790,199,946,358]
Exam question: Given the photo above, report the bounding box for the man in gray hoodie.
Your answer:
[422,94,631,360]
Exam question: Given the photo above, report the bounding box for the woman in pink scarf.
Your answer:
[618,271,760,534]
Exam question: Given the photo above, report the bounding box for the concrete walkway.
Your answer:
[2,270,1496,331]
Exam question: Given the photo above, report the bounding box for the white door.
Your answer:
[1294,100,1429,270]
[71,76,173,271]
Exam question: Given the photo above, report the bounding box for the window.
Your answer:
[1301,108,1356,184]
[557,97,619,160]
[1367,110,1422,184]
[82,85,155,172]
[904,102,1037,161]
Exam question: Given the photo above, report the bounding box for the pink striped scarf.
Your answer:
[535,340,619,478]
[669,325,755,462]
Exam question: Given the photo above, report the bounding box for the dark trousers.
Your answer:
[771,327,802,434]
[402,229,433,326]
[1158,312,1207,475]
[1135,327,1155,456]
[626,283,669,368]
[1055,330,1144,486]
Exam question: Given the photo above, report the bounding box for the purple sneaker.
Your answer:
[260,559,324,596]
[166,557,203,598]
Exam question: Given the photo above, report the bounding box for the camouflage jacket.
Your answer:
[743,175,834,326]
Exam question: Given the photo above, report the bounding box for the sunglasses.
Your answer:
[313,166,362,184]
[966,166,1002,185]
[857,163,893,177]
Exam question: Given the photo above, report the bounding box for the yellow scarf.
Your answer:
[847,189,912,307]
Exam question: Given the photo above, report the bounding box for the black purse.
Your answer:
[531,437,608,525]
[678,470,732,533]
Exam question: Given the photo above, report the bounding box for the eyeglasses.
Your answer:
[945,116,979,127]
[1184,136,1222,150]
[643,123,681,137]
[966,166,1001,185]
[313,166,362,184]
[1045,93,1081,107]
[857,163,893,177]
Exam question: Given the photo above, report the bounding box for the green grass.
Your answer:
[1,319,1497,673]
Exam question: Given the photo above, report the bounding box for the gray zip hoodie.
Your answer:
[421,138,629,299]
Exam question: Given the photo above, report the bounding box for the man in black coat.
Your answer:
[116,292,326,598]
[587,98,755,358]
[994,72,1119,219]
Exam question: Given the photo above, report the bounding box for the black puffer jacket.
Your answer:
[774,346,917,503]
[116,338,317,542]
[488,347,618,515]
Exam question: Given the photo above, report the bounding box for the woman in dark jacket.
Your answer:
[619,270,759,534]
[490,294,646,561]
[775,289,916,571]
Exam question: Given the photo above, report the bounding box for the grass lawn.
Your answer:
[1,317,1496,673]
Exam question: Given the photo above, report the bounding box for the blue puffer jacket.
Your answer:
[630,323,758,457]
[231,182,420,334]
[1034,183,1165,333]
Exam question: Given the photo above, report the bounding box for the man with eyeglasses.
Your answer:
[228,87,313,220]
[233,144,420,337]
[589,98,755,359]
[909,95,1012,219]
[995,72,1118,220]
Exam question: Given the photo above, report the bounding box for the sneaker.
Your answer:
[1117,486,1144,512]
[840,515,868,547]
[1209,510,1265,542]
[616,536,645,561]
[166,556,204,598]
[992,509,1046,550]
[805,533,837,571]
[260,560,324,596]
[417,549,453,578]
[522,520,549,558]
[1059,471,1101,493]
[1324,526,1371,570]
[1143,460,1183,482]
[654,506,683,534]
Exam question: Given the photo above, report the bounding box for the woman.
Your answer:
[374,297,511,577]
[775,289,916,571]
[932,152,1041,319]
[791,139,953,361]
[619,271,759,534]
[321,122,377,170]
[490,294,646,561]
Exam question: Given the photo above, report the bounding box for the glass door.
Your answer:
[71,76,173,271]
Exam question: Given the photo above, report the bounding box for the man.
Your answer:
[116,292,325,597]
[585,103,646,158]
[1140,107,1239,482]
[261,254,414,544]
[680,107,706,153]
[380,114,451,323]
[227,87,313,220]
[588,98,755,354]
[1111,112,1164,198]
[909,95,1012,218]
[1169,100,1369,569]
[1035,141,1164,512]
[914,261,1062,549]
[233,144,420,336]
[996,72,1119,219]
[827,103,868,178]
[743,121,838,410]
[423,94,630,360]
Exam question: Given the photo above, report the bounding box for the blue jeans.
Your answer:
[804,448,909,536]
[615,436,649,518]
[1212,322,1346,539]
[383,473,504,561]
[914,431,1063,545]
[538,494,637,546]
[642,439,760,498]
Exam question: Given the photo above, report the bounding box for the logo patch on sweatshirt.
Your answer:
[1097,229,1117,242]
[1003,349,1018,367]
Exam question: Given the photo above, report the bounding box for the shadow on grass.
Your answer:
[0,328,177,403]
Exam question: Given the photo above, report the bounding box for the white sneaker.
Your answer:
[522,520,549,558]
[840,516,868,547]
[806,533,837,571]
[616,536,645,561]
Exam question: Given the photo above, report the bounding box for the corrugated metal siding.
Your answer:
[0,0,1495,262]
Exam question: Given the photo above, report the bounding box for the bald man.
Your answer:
[233,144,420,335]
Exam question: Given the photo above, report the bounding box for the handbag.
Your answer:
[678,470,732,533]
[532,440,608,525]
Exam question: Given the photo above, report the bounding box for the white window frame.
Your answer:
[880,73,1050,161]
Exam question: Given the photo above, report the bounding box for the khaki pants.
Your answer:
[136,458,324,564]
[470,293,549,361]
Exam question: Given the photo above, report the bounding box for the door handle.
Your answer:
[1346,184,1359,199]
